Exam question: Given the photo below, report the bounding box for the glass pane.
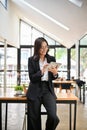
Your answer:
[0,41,4,45]
[32,28,43,45]
[80,35,87,45]
[71,48,76,79]
[21,48,31,85]
[6,48,17,87]
[80,48,87,83]
[0,44,4,87]
[44,35,55,45]
[56,41,61,45]
[20,21,31,45]
[56,48,67,79]
[48,48,54,56]
[0,0,7,9]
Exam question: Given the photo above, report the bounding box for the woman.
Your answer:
[26,37,60,130]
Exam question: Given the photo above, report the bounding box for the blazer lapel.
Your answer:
[35,60,40,71]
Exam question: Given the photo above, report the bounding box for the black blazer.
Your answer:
[26,54,58,100]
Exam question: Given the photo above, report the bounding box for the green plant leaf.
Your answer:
[14,85,23,91]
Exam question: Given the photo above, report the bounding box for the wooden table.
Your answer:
[53,79,76,92]
[53,79,86,104]
[56,93,78,130]
[0,93,27,130]
[0,92,78,130]
[53,80,75,84]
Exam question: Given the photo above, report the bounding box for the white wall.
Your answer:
[0,36,4,43]
[0,0,19,48]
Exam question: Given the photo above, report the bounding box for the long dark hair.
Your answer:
[33,37,49,60]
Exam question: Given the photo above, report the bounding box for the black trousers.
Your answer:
[27,82,60,130]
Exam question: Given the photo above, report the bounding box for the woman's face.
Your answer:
[39,41,48,57]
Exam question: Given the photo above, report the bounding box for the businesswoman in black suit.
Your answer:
[26,37,60,130]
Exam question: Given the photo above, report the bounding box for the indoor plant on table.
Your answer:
[14,85,23,95]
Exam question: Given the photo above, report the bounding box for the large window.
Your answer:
[20,20,76,84]
[80,35,87,82]
[0,42,17,87]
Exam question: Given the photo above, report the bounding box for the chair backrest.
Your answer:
[61,83,71,89]
[75,79,85,87]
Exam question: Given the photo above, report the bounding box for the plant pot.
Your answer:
[16,90,22,95]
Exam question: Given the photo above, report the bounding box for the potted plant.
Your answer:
[14,85,23,95]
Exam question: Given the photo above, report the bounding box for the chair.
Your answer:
[75,79,86,104]
[60,83,73,93]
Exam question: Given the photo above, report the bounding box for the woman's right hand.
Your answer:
[41,64,49,75]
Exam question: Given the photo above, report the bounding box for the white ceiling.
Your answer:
[12,0,87,48]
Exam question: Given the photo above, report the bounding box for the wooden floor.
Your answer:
[1,88,87,130]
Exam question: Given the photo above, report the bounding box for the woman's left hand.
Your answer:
[48,67,58,75]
